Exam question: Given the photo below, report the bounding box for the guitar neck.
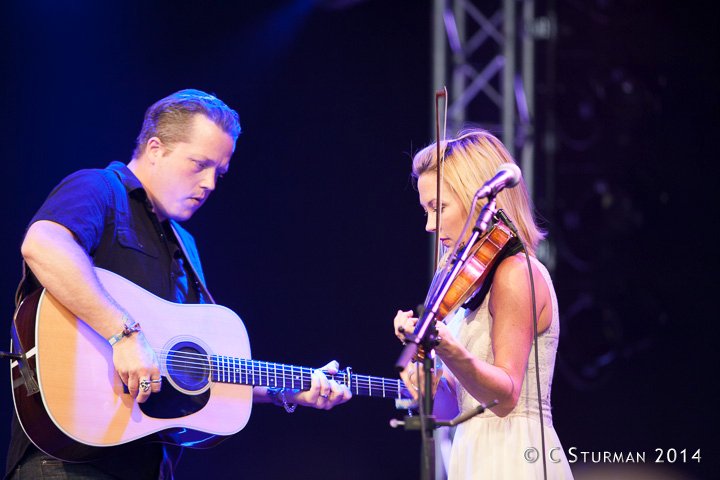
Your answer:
[211,356,408,400]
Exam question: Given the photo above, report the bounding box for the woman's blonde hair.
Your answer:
[412,129,546,254]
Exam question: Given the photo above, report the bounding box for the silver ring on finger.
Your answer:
[320,393,329,399]
[139,379,151,393]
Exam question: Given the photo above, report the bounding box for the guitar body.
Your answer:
[11,268,253,461]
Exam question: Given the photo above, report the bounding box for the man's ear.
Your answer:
[145,137,165,164]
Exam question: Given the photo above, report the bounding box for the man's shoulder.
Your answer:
[55,166,119,189]
[51,164,134,201]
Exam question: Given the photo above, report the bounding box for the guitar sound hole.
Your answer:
[166,341,210,392]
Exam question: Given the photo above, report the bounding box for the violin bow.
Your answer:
[434,86,448,271]
[420,87,450,311]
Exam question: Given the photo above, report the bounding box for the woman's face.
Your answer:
[417,172,469,249]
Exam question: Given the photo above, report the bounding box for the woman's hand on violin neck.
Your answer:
[394,310,417,342]
[432,320,456,356]
[394,309,458,357]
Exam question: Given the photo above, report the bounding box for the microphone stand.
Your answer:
[0,352,23,360]
[390,400,499,430]
[394,195,499,480]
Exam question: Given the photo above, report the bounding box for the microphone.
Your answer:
[475,163,522,199]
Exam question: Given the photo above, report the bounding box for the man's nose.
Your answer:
[200,170,217,191]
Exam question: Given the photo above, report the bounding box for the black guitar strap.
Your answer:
[10,320,40,396]
[169,222,216,305]
[10,262,40,396]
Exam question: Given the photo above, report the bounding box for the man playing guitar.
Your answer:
[6,89,351,480]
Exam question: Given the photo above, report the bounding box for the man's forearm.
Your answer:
[22,220,126,339]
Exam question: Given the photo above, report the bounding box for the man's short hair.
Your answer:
[132,89,241,159]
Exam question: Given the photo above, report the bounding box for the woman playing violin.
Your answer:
[394,129,574,479]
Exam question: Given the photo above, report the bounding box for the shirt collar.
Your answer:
[105,161,145,193]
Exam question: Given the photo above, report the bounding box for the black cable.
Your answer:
[499,211,548,480]
[520,241,548,480]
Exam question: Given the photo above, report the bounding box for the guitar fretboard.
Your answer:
[210,356,408,399]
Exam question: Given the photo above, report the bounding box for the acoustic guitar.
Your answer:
[10,268,409,462]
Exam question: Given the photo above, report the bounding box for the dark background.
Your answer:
[0,1,715,479]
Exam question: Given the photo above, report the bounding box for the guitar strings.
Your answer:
[160,357,404,388]
[145,348,408,391]
[155,348,405,388]
[159,357,403,390]
[151,348,407,393]
[160,356,403,390]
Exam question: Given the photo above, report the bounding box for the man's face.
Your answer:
[145,114,235,222]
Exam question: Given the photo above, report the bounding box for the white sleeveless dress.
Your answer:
[443,258,574,479]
